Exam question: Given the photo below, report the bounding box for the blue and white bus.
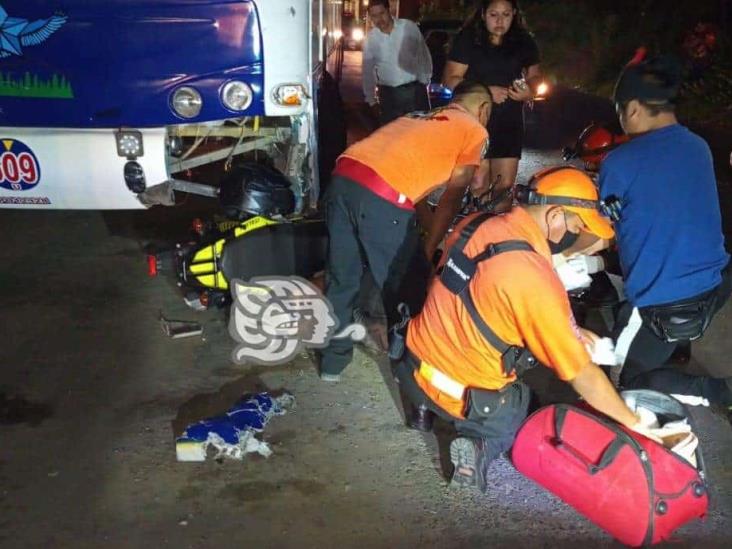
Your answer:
[0,0,344,211]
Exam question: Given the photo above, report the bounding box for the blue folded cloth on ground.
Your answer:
[176,392,294,461]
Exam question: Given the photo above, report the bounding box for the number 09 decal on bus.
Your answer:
[0,139,42,191]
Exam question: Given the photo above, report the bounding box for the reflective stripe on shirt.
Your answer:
[418,361,466,401]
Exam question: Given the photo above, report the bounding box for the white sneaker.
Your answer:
[319,372,341,382]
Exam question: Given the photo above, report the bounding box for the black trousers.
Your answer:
[320,176,430,375]
[485,100,525,159]
[614,264,732,405]
[378,81,429,126]
[395,355,530,465]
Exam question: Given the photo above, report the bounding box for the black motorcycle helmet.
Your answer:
[219,163,296,220]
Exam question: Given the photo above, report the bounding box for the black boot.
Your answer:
[406,403,435,432]
[449,437,489,493]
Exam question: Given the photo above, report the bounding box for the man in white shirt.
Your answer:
[363,0,433,126]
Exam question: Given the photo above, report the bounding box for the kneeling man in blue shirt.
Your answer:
[600,53,731,407]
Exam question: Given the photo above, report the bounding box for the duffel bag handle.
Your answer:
[553,405,628,475]
[552,436,627,476]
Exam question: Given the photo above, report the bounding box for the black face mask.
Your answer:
[548,231,579,254]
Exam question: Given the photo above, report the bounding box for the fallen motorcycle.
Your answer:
[149,132,620,323]
[147,163,328,310]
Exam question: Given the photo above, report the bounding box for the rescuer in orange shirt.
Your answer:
[319,81,491,381]
[395,166,656,493]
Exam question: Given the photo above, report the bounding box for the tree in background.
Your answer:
[417,0,472,20]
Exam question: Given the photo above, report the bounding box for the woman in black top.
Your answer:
[443,0,541,203]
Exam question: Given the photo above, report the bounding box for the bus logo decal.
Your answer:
[0,5,67,58]
[0,138,41,190]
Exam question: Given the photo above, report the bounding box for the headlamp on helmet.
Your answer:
[516,166,617,239]
[516,185,623,223]
[515,185,599,211]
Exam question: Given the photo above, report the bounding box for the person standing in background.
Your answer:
[362,0,433,126]
[443,0,542,206]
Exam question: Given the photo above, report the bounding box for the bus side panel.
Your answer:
[256,0,311,116]
[323,0,343,80]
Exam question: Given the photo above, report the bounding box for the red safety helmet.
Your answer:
[576,123,629,166]
[563,123,629,171]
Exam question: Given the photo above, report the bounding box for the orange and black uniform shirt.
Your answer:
[406,207,591,418]
[338,104,488,201]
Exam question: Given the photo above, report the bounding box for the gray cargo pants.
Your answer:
[319,175,430,376]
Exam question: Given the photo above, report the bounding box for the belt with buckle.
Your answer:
[380,80,421,90]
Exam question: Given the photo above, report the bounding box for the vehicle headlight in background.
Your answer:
[334,29,343,39]
[221,81,253,112]
[535,81,550,99]
[273,84,307,107]
[351,28,364,42]
[115,130,144,159]
[171,86,202,119]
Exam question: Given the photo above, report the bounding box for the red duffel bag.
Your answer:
[512,390,708,546]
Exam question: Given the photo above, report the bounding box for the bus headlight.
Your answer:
[352,28,364,42]
[273,84,307,106]
[221,81,253,112]
[171,86,202,119]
